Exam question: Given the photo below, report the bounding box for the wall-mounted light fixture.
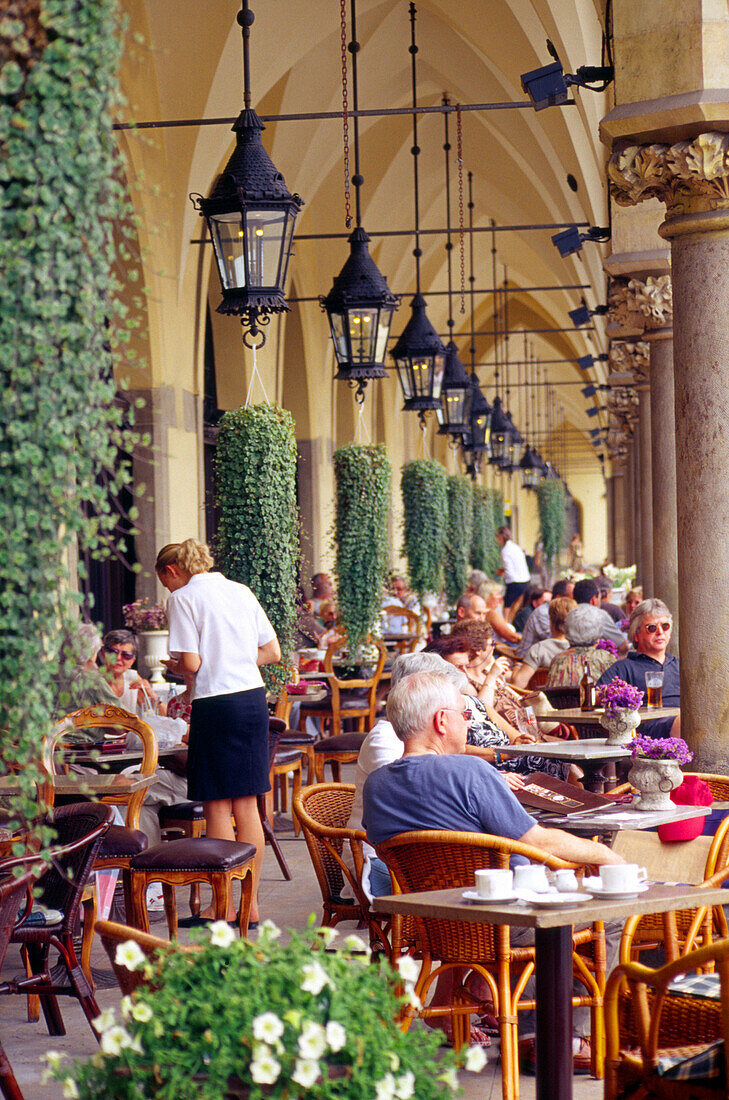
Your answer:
[521,39,613,112]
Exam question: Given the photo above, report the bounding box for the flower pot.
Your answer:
[628,758,684,811]
[599,708,641,746]
[137,630,169,685]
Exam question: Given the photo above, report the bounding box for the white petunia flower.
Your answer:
[40,1051,66,1084]
[209,920,236,948]
[114,940,146,971]
[464,1044,488,1073]
[394,1070,415,1099]
[438,1066,459,1091]
[342,934,370,955]
[120,996,133,1021]
[100,1025,134,1057]
[252,1012,285,1044]
[387,1052,400,1072]
[396,956,420,984]
[316,926,338,946]
[292,1058,320,1088]
[131,1001,153,1023]
[300,961,333,995]
[258,919,281,939]
[298,1020,327,1060]
[325,1020,347,1052]
[250,1052,281,1085]
[374,1073,397,1100]
[62,1078,79,1099]
[92,1007,116,1035]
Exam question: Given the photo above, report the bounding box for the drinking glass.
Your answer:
[645,670,663,708]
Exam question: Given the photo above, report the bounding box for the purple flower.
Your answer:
[595,638,619,657]
[122,598,168,633]
[630,735,693,765]
[595,677,644,715]
[619,618,630,632]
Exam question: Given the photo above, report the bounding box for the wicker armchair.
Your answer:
[605,935,729,1099]
[0,865,37,1100]
[377,829,606,1099]
[95,918,195,996]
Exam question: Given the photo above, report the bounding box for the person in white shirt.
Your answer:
[156,538,281,926]
[495,525,530,608]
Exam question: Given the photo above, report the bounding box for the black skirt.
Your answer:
[187,687,270,802]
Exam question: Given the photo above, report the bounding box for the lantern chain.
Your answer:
[340,0,352,228]
[456,104,465,314]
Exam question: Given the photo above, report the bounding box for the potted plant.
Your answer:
[595,678,644,745]
[400,460,447,603]
[443,475,473,605]
[123,599,169,685]
[471,487,501,579]
[628,735,694,812]
[46,920,486,1098]
[535,481,566,572]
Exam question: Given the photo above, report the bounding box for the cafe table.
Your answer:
[373,880,729,1100]
[0,772,154,829]
[534,706,679,730]
[498,737,633,792]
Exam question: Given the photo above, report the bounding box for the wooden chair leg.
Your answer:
[189,883,201,916]
[129,871,151,934]
[21,945,39,1024]
[211,873,232,922]
[0,1040,24,1100]
[80,889,97,990]
[237,866,254,938]
[291,765,302,837]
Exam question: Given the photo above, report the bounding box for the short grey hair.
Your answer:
[75,622,102,665]
[390,651,470,693]
[386,671,461,743]
[563,604,605,646]
[628,598,672,643]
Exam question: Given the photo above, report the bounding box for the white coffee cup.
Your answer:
[513,863,550,893]
[599,864,647,893]
[553,869,579,893]
[474,868,513,900]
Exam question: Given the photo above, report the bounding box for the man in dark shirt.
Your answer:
[596,598,679,737]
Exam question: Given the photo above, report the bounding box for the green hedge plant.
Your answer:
[216,404,300,693]
[400,460,447,602]
[333,445,391,652]
[471,486,500,578]
[444,475,474,605]
[536,480,567,569]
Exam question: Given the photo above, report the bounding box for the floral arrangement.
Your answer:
[595,677,644,716]
[122,598,168,633]
[631,735,693,766]
[46,919,485,1099]
[619,617,630,632]
[603,564,637,589]
[595,638,619,657]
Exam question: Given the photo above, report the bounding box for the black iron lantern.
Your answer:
[498,412,520,471]
[438,341,472,435]
[519,445,542,489]
[391,293,446,415]
[488,395,512,465]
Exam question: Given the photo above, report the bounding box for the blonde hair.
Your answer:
[156,538,214,576]
[478,579,504,602]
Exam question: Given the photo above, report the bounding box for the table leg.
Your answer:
[535,925,573,1100]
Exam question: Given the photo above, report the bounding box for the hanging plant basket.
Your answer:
[400,460,447,602]
[536,480,567,570]
[444,475,474,605]
[333,444,391,652]
[216,404,300,693]
[471,487,501,578]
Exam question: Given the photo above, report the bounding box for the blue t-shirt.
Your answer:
[597,651,680,737]
[362,754,536,849]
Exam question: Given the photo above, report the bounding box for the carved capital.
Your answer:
[609,340,650,383]
[607,275,673,335]
[609,132,729,219]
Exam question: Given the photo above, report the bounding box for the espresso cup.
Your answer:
[474,868,513,900]
[513,863,550,893]
[553,869,579,893]
[599,864,647,893]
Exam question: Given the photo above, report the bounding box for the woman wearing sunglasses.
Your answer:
[101,629,161,714]
[596,598,681,738]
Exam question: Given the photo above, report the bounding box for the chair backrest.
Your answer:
[293,783,359,901]
[530,667,549,689]
[61,705,159,775]
[613,829,714,886]
[0,867,37,963]
[266,720,283,771]
[381,607,421,651]
[95,918,194,995]
[544,685,581,709]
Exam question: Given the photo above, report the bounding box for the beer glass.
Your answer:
[645,670,663,707]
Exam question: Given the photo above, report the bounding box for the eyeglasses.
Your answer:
[643,622,671,634]
[104,645,135,660]
[442,707,471,722]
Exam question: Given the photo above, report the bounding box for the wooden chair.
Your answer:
[529,667,549,689]
[292,783,391,955]
[95,918,195,996]
[381,606,421,652]
[0,865,38,1100]
[312,731,365,783]
[377,830,606,1099]
[268,717,304,830]
[605,935,729,1099]
[298,636,386,741]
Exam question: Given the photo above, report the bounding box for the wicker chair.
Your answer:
[292,784,391,955]
[297,637,386,742]
[95,918,195,996]
[605,935,729,1099]
[377,829,606,1099]
[0,865,38,1100]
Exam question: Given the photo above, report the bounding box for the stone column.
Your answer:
[609,134,729,768]
[646,330,678,643]
[636,382,654,596]
[611,470,627,565]
[631,436,643,586]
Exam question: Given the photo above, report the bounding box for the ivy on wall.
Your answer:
[0,0,141,832]
[216,404,300,693]
[488,487,506,532]
[471,486,501,578]
[444,475,474,605]
[333,445,391,652]
[536,480,567,568]
[401,460,447,602]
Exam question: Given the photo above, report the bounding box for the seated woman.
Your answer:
[101,629,163,714]
[546,605,619,687]
[621,586,643,621]
[511,596,576,689]
[477,580,521,646]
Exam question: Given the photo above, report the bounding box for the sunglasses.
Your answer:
[104,645,135,660]
[643,622,671,634]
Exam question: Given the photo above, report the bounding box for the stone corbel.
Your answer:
[609,132,729,219]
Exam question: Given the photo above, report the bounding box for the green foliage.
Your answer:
[400,460,447,601]
[0,0,141,834]
[471,486,501,578]
[536,480,567,567]
[333,445,391,652]
[52,919,475,1098]
[488,487,506,532]
[444,475,474,604]
[216,404,300,693]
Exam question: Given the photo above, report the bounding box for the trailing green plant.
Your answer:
[487,487,506,532]
[48,918,485,1098]
[444,475,474,604]
[216,404,300,693]
[400,460,447,602]
[536,480,567,568]
[0,0,143,837]
[471,486,501,578]
[333,444,391,652]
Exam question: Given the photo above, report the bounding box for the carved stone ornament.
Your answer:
[609,340,650,382]
[609,133,729,218]
[608,276,673,334]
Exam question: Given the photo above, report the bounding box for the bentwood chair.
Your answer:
[297,636,386,742]
[381,606,422,652]
[377,830,606,1099]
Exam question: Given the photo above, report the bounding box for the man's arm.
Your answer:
[521,822,624,867]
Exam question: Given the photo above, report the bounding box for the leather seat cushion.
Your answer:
[131,837,257,873]
[98,825,148,860]
[158,802,204,825]
[274,749,303,766]
[314,732,366,754]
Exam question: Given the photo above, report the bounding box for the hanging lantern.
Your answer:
[488,396,512,465]
[391,293,446,413]
[519,445,542,489]
[438,341,473,435]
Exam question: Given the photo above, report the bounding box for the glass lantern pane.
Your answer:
[432,352,445,400]
[411,357,434,398]
[245,209,287,288]
[374,308,394,364]
[330,312,348,362]
[348,308,377,364]
[277,211,296,287]
[442,389,465,426]
[395,358,413,399]
[209,213,246,290]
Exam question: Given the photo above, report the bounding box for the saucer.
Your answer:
[583,877,649,900]
[519,890,593,908]
[461,889,519,904]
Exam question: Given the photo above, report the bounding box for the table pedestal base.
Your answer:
[535,925,573,1100]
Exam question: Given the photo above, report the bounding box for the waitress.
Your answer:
[156,538,281,927]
